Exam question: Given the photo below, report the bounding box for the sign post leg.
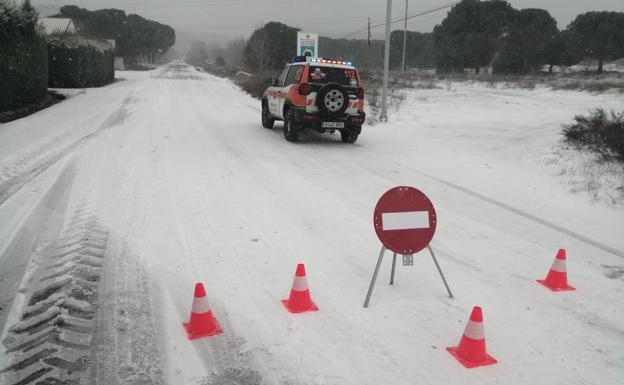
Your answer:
[364,246,386,308]
[427,245,453,298]
[389,252,397,285]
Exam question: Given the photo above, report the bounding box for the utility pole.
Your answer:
[368,17,371,47]
[401,0,408,72]
[380,0,392,122]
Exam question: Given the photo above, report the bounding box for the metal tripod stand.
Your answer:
[363,244,453,308]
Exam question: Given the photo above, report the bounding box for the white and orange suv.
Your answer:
[262,56,366,143]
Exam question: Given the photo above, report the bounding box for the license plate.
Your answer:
[322,121,345,129]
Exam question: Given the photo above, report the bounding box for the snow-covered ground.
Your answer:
[0,62,623,385]
[564,58,624,73]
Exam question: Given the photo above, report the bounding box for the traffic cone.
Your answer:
[537,249,575,291]
[281,264,319,313]
[183,283,222,339]
[447,306,497,368]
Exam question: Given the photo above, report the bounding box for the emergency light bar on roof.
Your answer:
[291,55,352,66]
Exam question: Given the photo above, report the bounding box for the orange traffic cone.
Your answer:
[537,249,575,291]
[183,283,222,339]
[447,306,497,368]
[282,264,319,313]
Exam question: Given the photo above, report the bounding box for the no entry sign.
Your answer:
[373,186,437,255]
[364,186,452,307]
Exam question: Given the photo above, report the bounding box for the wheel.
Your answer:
[261,100,274,129]
[283,109,300,142]
[316,83,349,116]
[341,127,359,143]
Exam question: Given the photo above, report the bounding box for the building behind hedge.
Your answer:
[0,1,116,114]
[47,37,115,88]
[37,17,115,88]
[37,17,77,35]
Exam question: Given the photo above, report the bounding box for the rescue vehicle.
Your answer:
[262,56,366,143]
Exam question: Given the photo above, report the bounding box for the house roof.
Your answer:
[37,18,77,35]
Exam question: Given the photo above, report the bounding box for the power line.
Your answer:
[344,2,456,38]
[341,1,457,39]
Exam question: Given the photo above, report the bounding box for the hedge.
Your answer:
[48,37,115,88]
[0,4,49,112]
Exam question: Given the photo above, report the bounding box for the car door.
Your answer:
[269,66,290,117]
[278,64,304,119]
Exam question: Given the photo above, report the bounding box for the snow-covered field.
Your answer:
[0,62,623,385]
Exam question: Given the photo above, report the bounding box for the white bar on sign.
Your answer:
[382,211,430,231]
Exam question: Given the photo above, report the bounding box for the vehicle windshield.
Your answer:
[308,66,359,87]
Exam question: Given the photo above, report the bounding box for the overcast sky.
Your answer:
[32,0,624,44]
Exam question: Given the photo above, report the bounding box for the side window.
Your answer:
[276,67,289,87]
[285,65,303,86]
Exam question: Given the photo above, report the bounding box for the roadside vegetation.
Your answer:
[0,1,176,120]
[381,70,624,93]
[563,109,624,161]
[0,0,49,116]
[541,110,624,206]
[48,36,115,88]
[52,5,176,65]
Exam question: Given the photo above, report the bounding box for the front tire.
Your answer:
[283,109,300,142]
[262,100,274,129]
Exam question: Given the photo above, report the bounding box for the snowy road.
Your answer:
[1,62,623,385]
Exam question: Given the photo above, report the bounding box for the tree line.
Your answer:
[53,5,176,63]
[434,0,624,74]
[196,0,624,75]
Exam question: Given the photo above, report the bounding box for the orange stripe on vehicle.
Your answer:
[289,87,306,106]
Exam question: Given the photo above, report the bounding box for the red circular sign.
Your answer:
[373,186,437,255]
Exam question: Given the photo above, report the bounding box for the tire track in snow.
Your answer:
[0,199,107,385]
[94,238,165,385]
[274,128,624,260]
[291,135,624,260]
[230,85,623,260]
[1,195,166,385]
[146,80,268,384]
[0,90,136,207]
[0,160,76,338]
[411,168,624,259]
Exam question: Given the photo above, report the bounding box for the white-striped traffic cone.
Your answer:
[537,249,575,291]
[281,264,319,313]
[183,283,222,339]
[447,306,497,368]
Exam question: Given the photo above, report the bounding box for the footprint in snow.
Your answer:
[601,265,624,280]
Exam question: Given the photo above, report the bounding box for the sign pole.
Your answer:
[427,245,454,298]
[389,252,397,285]
[363,246,386,308]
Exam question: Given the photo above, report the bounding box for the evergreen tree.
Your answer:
[244,22,299,72]
[566,11,624,73]
[493,8,559,74]
[433,0,515,73]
